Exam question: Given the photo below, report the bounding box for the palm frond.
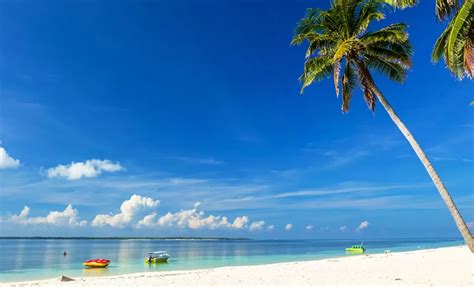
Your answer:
[333,39,361,96]
[334,61,342,96]
[360,23,409,46]
[436,0,459,21]
[381,0,418,9]
[432,21,453,62]
[366,56,408,83]
[446,0,473,78]
[291,32,337,60]
[352,61,377,111]
[293,0,413,107]
[334,0,362,38]
[363,83,377,111]
[356,12,385,36]
[334,39,360,59]
[320,8,347,36]
[300,56,334,93]
[354,0,386,36]
[295,8,325,35]
[365,42,413,68]
[341,61,357,112]
[464,37,474,78]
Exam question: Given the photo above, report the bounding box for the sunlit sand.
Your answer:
[5,245,472,287]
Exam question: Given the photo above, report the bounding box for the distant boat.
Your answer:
[345,243,365,254]
[145,251,170,263]
[83,259,110,268]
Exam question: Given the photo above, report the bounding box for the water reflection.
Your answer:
[145,261,169,270]
[0,238,461,283]
[12,240,26,270]
[83,267,110,277]
[118,240,136,263]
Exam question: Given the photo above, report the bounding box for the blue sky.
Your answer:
[0,0,472,239]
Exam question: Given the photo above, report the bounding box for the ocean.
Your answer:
[0,238,462,282]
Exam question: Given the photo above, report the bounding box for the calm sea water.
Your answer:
[0,238,462,282]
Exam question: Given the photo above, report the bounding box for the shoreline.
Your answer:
[2,245,472,286]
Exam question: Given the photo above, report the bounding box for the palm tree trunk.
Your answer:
[370,84,474,252]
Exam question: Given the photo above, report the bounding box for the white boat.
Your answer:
[145,251,170,263]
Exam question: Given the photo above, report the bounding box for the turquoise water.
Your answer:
[0,238,462,282]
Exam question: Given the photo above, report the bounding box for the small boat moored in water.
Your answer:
[345,243,366,254]
[83,259,110,268]
[145,251,170,263]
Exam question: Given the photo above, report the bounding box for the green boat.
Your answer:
[345,243,365,254]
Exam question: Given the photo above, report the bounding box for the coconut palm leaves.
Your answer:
[292,0,474,253]
[381,0,418,9]
[432,0,474,79]
[291,0,412,112]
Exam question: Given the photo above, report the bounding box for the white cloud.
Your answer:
[223,183,429,204]
[231,216,249,229]
[92,194,159,228]
[285,223,293,231]
[267,225,275,232]
[149,208,248,230]
[9,206,30,223]
[0,147,20,169]
[134,200,251,231]
[187,214,232,230]
[340,225,348,232]
[7,194,265,232]
[137,212,158,227]
[249,221,265,231]
[305,225,313,231]
[46,159,123,180]
[357,220,369,231]
[9,205,87,226]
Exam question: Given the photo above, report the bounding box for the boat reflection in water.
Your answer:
[83,266,110,277]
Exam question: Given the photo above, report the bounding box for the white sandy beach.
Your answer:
[3,245,473,287]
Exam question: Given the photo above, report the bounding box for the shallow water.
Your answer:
[0,238,462,282]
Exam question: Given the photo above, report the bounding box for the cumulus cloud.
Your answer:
[137,212,158,227]
[267,225,275,232]
[285,223,293,231]
[121,199,254,231]
[6,195,268,232]
[231,216,249,229]
[9,206,30,223]
[0,147,20,169]
[249,221,265,231]
[9,205,87,226]
[357,220,369,231]
[144,207,249,230]
[340,225,348,232]
[46,159,123,180]
[92,194,159,228]
[305,225,313,231]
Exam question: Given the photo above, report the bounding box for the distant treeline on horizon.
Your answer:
[0,236,250,240]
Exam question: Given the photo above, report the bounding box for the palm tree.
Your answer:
[432,0,473,79]
[292,0,474,252]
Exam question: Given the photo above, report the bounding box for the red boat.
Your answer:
[83,259,110,268]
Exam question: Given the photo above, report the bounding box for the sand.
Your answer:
[3,245,473,287]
